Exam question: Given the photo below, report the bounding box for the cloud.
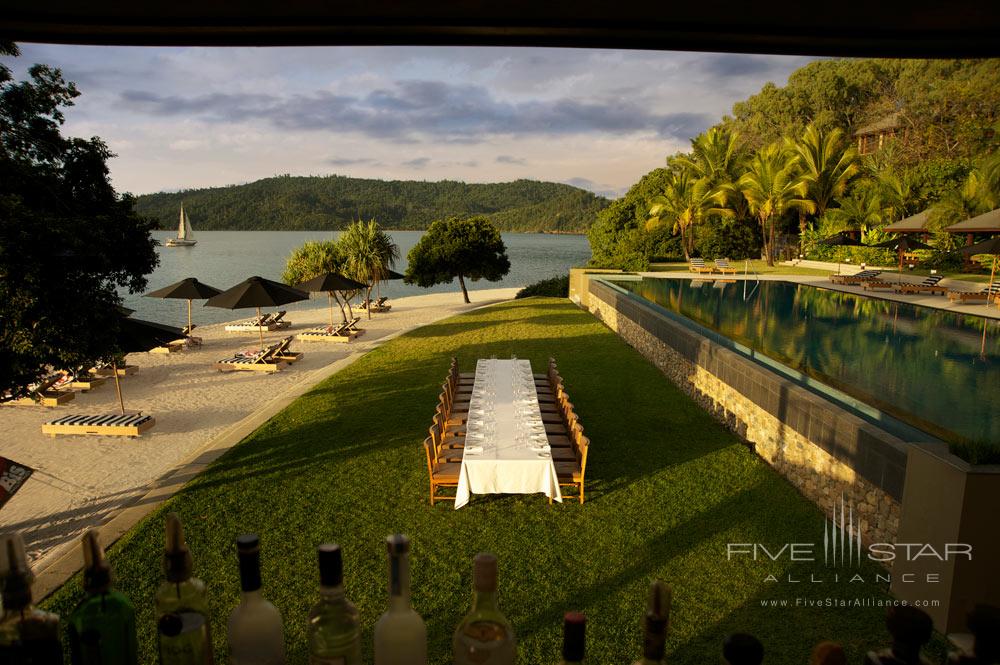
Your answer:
[698,53,809,78]
[327,157,377,166]
[402,157,430,169]
[496,155,526,165]
[119,80,716,143]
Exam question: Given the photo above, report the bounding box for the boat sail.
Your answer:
[165,204,197,247]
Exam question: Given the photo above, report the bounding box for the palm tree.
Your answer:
[676,127,743,186]
[825,190,885,232]
[874,169,914,224]
[647,171,729,260]
[337,219,400,319]
[736,143,814,266]
[790,124,860,228]
[282,240,352,322]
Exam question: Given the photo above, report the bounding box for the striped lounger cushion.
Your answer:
[43,414,154,437]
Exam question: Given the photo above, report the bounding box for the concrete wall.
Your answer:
[585,276,905,545]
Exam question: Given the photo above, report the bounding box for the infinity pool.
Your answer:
[611,277,999,445]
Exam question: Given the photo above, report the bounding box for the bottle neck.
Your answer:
[471,588,499,613]
[240,589,264,604]
[387,551,412,610]
[319,583,347,602]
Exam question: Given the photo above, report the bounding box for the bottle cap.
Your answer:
[317,543,343,588]
[236,534,261,592]
[163,513,193,583]
[0,532,33,610]
[386,533,410,556]
[472,553,498,592]
[81,529,113,594]
[562,611,586,661]
[643,580,671,659]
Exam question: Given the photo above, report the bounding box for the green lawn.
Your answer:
[43,298,909,663]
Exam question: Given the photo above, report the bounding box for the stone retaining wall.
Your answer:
[586,277,904,546]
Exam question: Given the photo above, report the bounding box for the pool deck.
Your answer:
[636,271,1000,320]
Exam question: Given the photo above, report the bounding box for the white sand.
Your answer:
[0,288,520,571]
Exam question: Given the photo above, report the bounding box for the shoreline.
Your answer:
[1,287,521,593]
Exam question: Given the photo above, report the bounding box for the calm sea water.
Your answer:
[125,231,590,325]
[614,277,999,445]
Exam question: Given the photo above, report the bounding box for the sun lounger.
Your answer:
[2,373,76,407]
[688,258,715,274]
[947,283,1000,303]
[214,336,299,372]
[298,321,357,343]
[714,259,738,275]
[268,310,291,329]
[830,270,882,285]
[90,364,139,378]
[42,413,155,437]
[224,313,278,333]
[861,279,897,291]
[68,373,106,392]
[894,275,946,295]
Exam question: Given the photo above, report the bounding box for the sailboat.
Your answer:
[165,204,197,247]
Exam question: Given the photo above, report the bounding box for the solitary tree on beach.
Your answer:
[0,42,158,398]
[404,216,511,303]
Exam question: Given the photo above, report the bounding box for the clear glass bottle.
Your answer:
[374,534,427,665]
[452,553,516,665]
[227,534,286,664]
[155,513,214,664]
[67,529,139,665]
[307,543,361,665]
[560,612,586,665]
[0,532,63,665]
[631,580,671,665]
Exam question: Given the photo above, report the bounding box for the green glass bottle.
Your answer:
[452,553,516,665]
[155,513,214,664]
[307,543,362,665]
[68,529,139,665]
[0,532,63,665]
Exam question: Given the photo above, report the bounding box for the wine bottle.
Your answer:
[0,532,63,665]
[374,534,427,665]
[632,580,671,665]
[560,612,586,665]
[67,529,139,665]
[307,543,361,665]
[452,553,516,665]
[227,534,286,665]
[156,513,214,664]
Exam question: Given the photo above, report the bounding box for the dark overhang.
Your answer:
[2,1,1000,57]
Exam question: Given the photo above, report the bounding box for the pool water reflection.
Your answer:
[613,278,999,445]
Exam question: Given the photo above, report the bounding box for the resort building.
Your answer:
[853,112,904,154]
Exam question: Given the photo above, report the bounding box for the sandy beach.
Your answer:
[0,287,520,576]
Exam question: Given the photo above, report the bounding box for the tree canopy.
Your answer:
[1,42,158,398]
[404,216,511,303]
[136,176,608,233]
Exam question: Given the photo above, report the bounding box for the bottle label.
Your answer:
[159,611,213,664]
[308,657,347,665]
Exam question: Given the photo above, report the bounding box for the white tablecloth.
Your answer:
[454,359,562,509]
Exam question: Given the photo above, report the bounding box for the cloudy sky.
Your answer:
[4,45,816,198]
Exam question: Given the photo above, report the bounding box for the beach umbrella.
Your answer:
[204,276,309,348]
[111,317,186,416]
[818,232,862,274]
[870,236,936,283]
[953,236,1000,309]
[296,272,367,327]
[144,277,222,334]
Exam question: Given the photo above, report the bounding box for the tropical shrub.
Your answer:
[515,276,569,299]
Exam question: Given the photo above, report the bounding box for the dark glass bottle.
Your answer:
[68,529,139,665]
[560,612,586,665]
[0,532,63,664]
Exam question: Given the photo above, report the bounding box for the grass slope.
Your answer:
[43,299,900,663]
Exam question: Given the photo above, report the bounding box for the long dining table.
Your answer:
[454,359,562,509]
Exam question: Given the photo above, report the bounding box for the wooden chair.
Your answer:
[555,432,589,504]
[423,437,459,505]
[450,357,475,382]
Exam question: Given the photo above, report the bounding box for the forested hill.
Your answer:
[135,176,609,232]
